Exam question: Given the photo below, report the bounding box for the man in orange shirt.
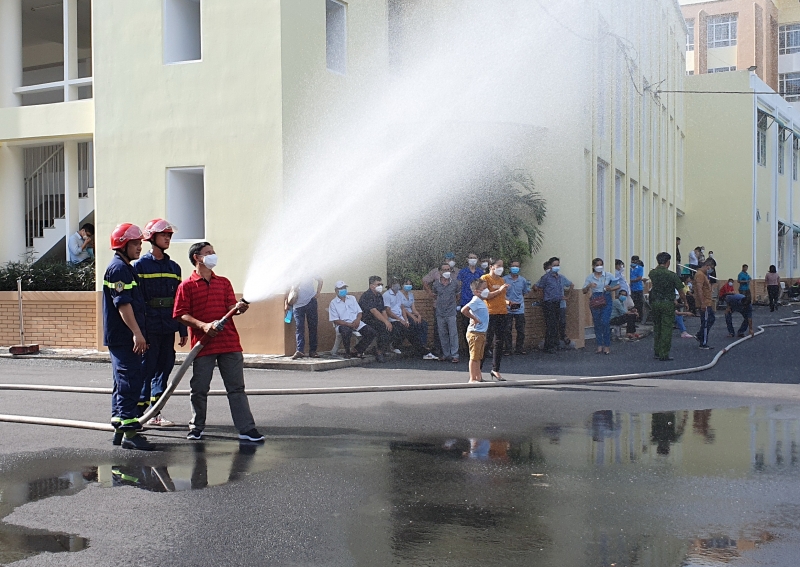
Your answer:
[480,259,509,381]
[694,260,715,349]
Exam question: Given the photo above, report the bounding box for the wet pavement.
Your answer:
[2,405,800,566]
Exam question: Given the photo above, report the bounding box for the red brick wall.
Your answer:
[0,291,97,348]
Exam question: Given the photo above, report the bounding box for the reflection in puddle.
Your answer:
[1,406,799,565]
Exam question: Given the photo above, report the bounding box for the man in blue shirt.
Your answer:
[504,260,531,354]
[737,264,752,300]
[103,223,154,451]
[535,257,566,353]
[725,293,753,337]
[629,255,645,323]
[134,218,188,428]
[67,223,94,265]
[457,252,485,355]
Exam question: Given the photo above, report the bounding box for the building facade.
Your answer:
[0,0,687,353]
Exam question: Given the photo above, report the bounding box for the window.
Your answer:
[779,127,786,175]
[167,168,205,239]
[708,66,736,74]
[326,0,347,74]
[780,73,800,102]
[686,20,695,51]
[707,14,737,48]
[78,142,94,199]
[596,161,607,256]
[164,0,202,64]
[779,223,788,271]
[629,181,636,255]
[757,112,768,168]
[780,24,800,55]
[687,70,695,76]
[641,187,649,261]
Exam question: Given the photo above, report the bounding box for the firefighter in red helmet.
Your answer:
[103,223,154,450]
[134,218,187,427]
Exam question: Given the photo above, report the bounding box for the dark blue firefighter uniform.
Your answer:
[103,253,147,431]
[134,251,187,414]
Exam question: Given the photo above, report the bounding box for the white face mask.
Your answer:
[468,258,478,267]
[481,262,489,270]
[374,285,384,293]
[202,254,218,269]
[448,260,456,268]
[442,272,451,280]
[480,288,490,299]
[594,265,604,273]
[494,267,504,277]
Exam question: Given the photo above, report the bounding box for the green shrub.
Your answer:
[0,261,95,291]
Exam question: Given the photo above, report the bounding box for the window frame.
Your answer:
[707,14,738,49]
[780,23,800,56]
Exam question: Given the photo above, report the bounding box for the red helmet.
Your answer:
[142,218,177,241]
[110,223,144,250]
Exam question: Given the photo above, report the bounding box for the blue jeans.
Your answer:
[696,306,715,346]
[726,310,749,336]
[140,333,177,413]
[591,292,613,347]
[675,315,686,333]
[294,297,318,354]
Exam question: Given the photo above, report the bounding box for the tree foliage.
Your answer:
[0,260,95,291]
[387,168,546,285]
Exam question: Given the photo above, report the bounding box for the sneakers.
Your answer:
[290,351,305,360]
[121,434,155,451]
[187,429,204,440]
[238,429,265,442]
[392,348,402,354]
[147,414,175,427]
[699,345,714,350]
[422,352,439,360]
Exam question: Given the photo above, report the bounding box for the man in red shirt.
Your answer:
[173,241,264,442]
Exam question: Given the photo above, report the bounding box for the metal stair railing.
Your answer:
[24,145,65,248]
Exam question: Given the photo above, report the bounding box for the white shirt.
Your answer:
[292,276,322,309]
[382,289,406,322]
[328,295,365,331]
[615,269,630,294]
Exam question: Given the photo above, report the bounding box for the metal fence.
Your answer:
[24,145,65,248]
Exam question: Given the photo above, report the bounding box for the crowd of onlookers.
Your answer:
[284,238,799,379]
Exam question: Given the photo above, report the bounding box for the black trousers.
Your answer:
[610,313,637,334]
[482,314,508,372]
[541,301,561,351]
[504,313,526,352]
[631,291,644,322]
[391,321,426,353]
[339,324,377,355]
[767,285,780,310]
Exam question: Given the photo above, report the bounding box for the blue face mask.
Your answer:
[510,267,520,275]
[337,289,347,298]
[403,284,413,291]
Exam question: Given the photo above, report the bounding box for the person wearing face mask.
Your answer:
[358,276,393,363]
[328,281,376,359]
[629,255,645,323]
[480,259,510,380]
[614,259,630,295]
[502,260,531,355]
[480,256,491,273]
[458,253,485,356]
[718,278,735,304]
[174,241,264,443]
[461,280,490,383]
[553,259,575,347]
[648,251,687,361]
[535,257,566,353]
[134,218,187,428]
[398,279,438,360]
[432,263,461,363]
[610,290,639,339]
[103,223,153,450]
[383,278,435,359]
[422,253,455,357]
[583,258,620,354]
[706,251,717,285]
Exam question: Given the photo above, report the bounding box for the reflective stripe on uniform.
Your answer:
[120,418,140,426]
[138,273,182,280]
[103,280,138,290]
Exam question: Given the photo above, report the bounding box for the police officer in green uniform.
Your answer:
[648,252,686,362]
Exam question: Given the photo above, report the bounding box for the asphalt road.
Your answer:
[0,304,799,566]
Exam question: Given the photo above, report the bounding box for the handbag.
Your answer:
[589,293,607,310]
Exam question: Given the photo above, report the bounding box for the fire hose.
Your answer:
[1,307,799,433]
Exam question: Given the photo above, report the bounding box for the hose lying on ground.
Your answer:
[1,308,798,432]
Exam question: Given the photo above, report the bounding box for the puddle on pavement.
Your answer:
[1,406,799,565]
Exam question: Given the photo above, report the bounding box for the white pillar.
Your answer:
[0,145,26,263]
[0,0,22,108]
[64,141,79,262]
[64,0,78,101]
